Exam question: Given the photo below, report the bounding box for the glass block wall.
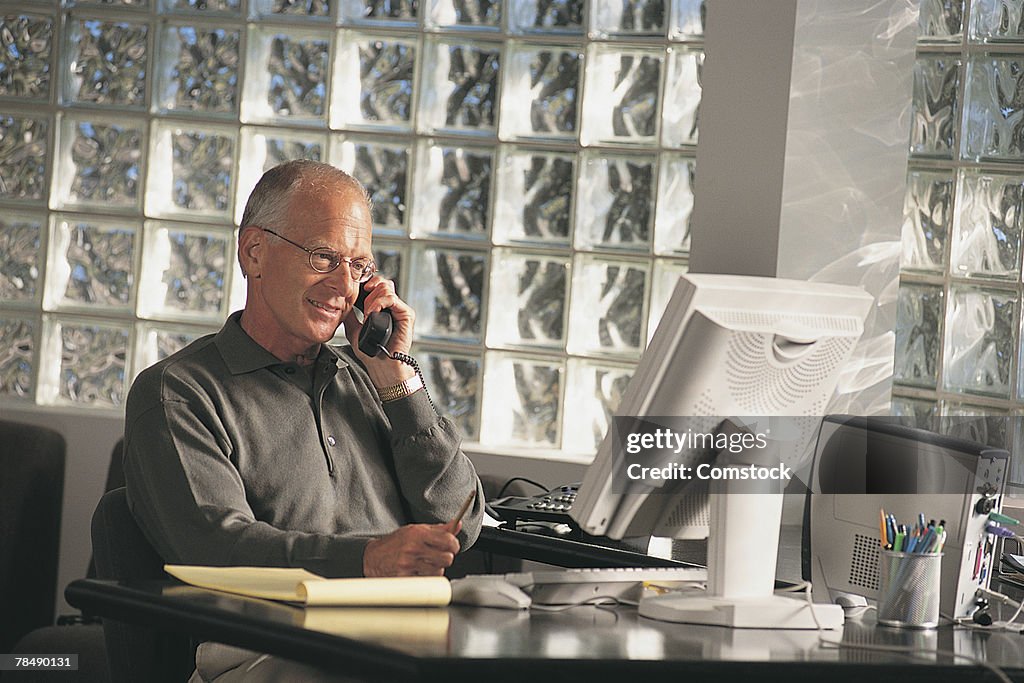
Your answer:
[7,1,1020,472]
[895,0,1024,490]
[0,0,702,458]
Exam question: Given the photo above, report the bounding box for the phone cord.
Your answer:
[376,346,439,416]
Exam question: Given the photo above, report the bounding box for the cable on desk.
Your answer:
[527,595,636,618]
[786,580,1015,683]
[496,477,549,498]
[955,586,1024,633]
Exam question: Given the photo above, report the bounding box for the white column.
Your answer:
[689,0,919,414]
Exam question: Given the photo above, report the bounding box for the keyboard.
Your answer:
[495,566,707,605]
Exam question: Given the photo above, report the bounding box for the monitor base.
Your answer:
[638,591,844,630]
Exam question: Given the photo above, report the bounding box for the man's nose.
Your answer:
[325,266,358,296]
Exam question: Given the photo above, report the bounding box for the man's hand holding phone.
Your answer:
[344,276,416,387]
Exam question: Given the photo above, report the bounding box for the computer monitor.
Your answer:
[569,273,874,629]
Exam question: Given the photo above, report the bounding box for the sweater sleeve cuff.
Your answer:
[319,536,373,578]
[380,388,438,442]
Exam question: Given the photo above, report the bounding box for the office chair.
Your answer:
[9,437,127,683]
[0,419,66,652]
[91,487,196,683]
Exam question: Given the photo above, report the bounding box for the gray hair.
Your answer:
[239,160,370,234]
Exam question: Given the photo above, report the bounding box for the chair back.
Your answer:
[0,419,66,652]
[91,487,195,683]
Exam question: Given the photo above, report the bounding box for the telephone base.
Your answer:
[639,591,844,630]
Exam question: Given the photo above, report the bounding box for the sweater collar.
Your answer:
[214,311,350,375]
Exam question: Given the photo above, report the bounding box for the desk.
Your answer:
[66,578,1024,682]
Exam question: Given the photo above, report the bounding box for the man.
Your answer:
[123,160,484,680]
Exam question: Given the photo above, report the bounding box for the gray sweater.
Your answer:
[123,312,484,578]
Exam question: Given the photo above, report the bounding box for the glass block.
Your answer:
[133,321,207,375]
[330,135,410,232]
[480,351,563,447]
[237,126,326,222]
[425,0,500,30]
[581,45,663,146]
[900,167,953,273]
[68,0,149,6]
[0,212,44,304]
[507,0,583,34]
[407,244,486,342]
[63,17,148,108]
[575,151,655,252]
[591,0,665,38]
[486,249,568,349]
[919,0,963,43]
[0,113,49,202]
[137,221,231,322]
[372,241,403,286]
[0,13,53,100]
[414,347,481,439]
[419,38,500,136]
[154,24,240,116]
[962,55,1024,161]
[498,43,580,142]
[943,285,1016,398]
[893,282,943,389]
[567,255,649,358]
[44,215,137,312]
[228,238,246,313]
[38,316,129,409]
[147,121,237,221]
[160,0,242,13]
[661,47,702,148]
[241,25,331,126]
[249,0,330,19]
[969,0,1024,42]
[52,113,144,211]
[939,404,1011,449]
[890,394,940,427]
[410,141,492,238]
[648,258,688,339]
[562,358,633,452]
[0,315,35,400]
[492,146,574,246]
[331,32,416,132]
[668,0,704,41]
[951,170,1024,280]
[909,54,960,159]
[339,0,419,24]
[654,152,695,255]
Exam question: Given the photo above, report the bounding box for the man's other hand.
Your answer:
[363,522,462,577]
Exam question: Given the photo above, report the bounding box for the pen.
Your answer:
[447,489,477,532]
[879,509,888,549]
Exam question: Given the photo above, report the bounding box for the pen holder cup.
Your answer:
[876,550,942,629]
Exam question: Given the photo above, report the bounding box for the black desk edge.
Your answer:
[65,579,417,681]
[473,525,694,568]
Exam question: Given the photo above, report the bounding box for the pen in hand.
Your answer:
[446,489,477,534]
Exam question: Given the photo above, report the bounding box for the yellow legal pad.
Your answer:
[164,565,452,607]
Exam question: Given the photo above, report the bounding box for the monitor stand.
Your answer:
[639,475,843,630]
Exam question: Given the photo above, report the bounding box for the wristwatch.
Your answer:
[377,374,424,403]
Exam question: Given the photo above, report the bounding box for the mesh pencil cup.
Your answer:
[876,550,942,629]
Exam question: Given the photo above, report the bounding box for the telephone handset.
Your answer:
[355,283,393,357]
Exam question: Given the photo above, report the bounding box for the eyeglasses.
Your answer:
[261,228,376,282]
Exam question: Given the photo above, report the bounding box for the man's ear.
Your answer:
[238,226,263,279]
